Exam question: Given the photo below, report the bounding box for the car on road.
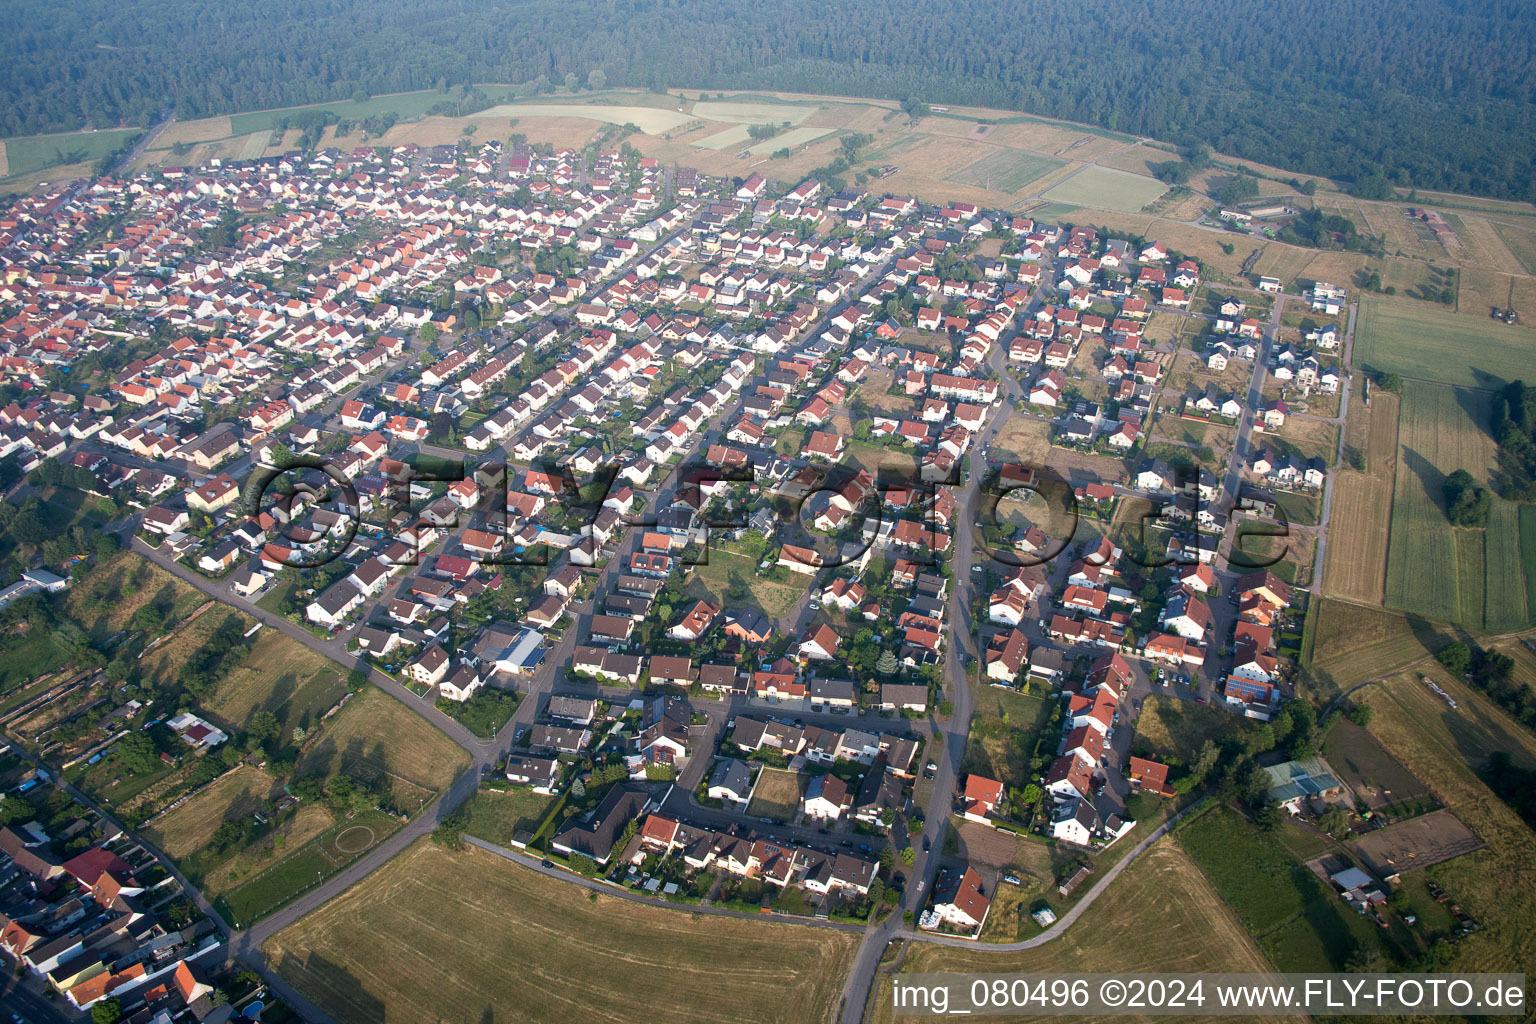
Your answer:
[541,859,554,868]
[807,599,820,610]
[761,817,775,824]
[1195,697,1208,704]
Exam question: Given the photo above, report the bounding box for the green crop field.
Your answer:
[946,149,1067,193]
[228,89,459,134]
[1354,297,1533,389]
[1040,165,1167,213]
[1383,381,1531,628]
[1,128,140,179]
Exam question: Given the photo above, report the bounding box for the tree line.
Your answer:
[3,0,1534,199]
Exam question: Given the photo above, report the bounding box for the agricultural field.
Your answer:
[227,89,466,135]
[200,628,346,744]
[267,840,856,1024]
[294,687,471,815]
[64,552,206,641]
[869,841,1287,1024]
[1177,806,1397,971]
[1321,718,1431,814]
[1354,296,1533,389]
[1040,165,1167,214]
[1322,386,1399,604]
[1383,381,1531,629]
[482,102,694,134]
[745,767,802,823]
[0,128,139,180]
[690,100,816,125]
[1249,244,1317,288]
[693,124,754,151]
[1302,600,1440,699]
[1354,670,1536,978]
[1456,268,1536,327]
[746,126,833,156]
[1491,221,1536,276]
[946,149,1066,194]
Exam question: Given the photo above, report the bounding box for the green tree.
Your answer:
[117,732,159,775]
[587,68,607,90]
[1436,641,1471,675]
[899,846,916,865]
[92,998,123,1024]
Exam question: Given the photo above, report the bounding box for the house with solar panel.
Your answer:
[1262,757,1346,815]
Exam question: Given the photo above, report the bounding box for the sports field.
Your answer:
[1040,165,1167,213]
[1354,297,1533,389]
[946,149,1067,193]
[1383,381,1531,628]
[1322,388,1399,604]
[267,840,857,1024]
[869,841,1287,1024]
[218,810,400,926]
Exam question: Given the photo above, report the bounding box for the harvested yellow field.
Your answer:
[869,842,1285,1024]
[266,840,857,1024]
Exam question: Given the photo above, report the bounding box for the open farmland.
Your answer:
[691,100,816,125]
[1322,386,1399,604]
[1040,165,1166,213]
[1354,296,1533,389]
[1354,670,1536,978]
[480,102,694,133]
[869,841,1287,1024]
[746,126,833,155]
[1384,381,1530,628]
[946,149,1067,193]
[0,128,139,180]
[294,688,469,813]
[267,840,856,1024]
[1302,600,1440,699]
[1491,221,1536,276]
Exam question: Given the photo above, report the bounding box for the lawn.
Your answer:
[1177,806,1392,971]
[1,128,140,179]
[1040,165,1167,214]
[265,840,857,1024]
[745,767,802,823]
[869,841,1287,1024]
[1383,381,1531,628]
[200,629,345,744]
[295,688,470,815]
[962,683,1051,787]
[946,149,1067,193]
[1354,296,1533,389]
[460,786,558,847]
[217,810,401,927]
[686,548,803,619]
[1131,695,1246,760]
